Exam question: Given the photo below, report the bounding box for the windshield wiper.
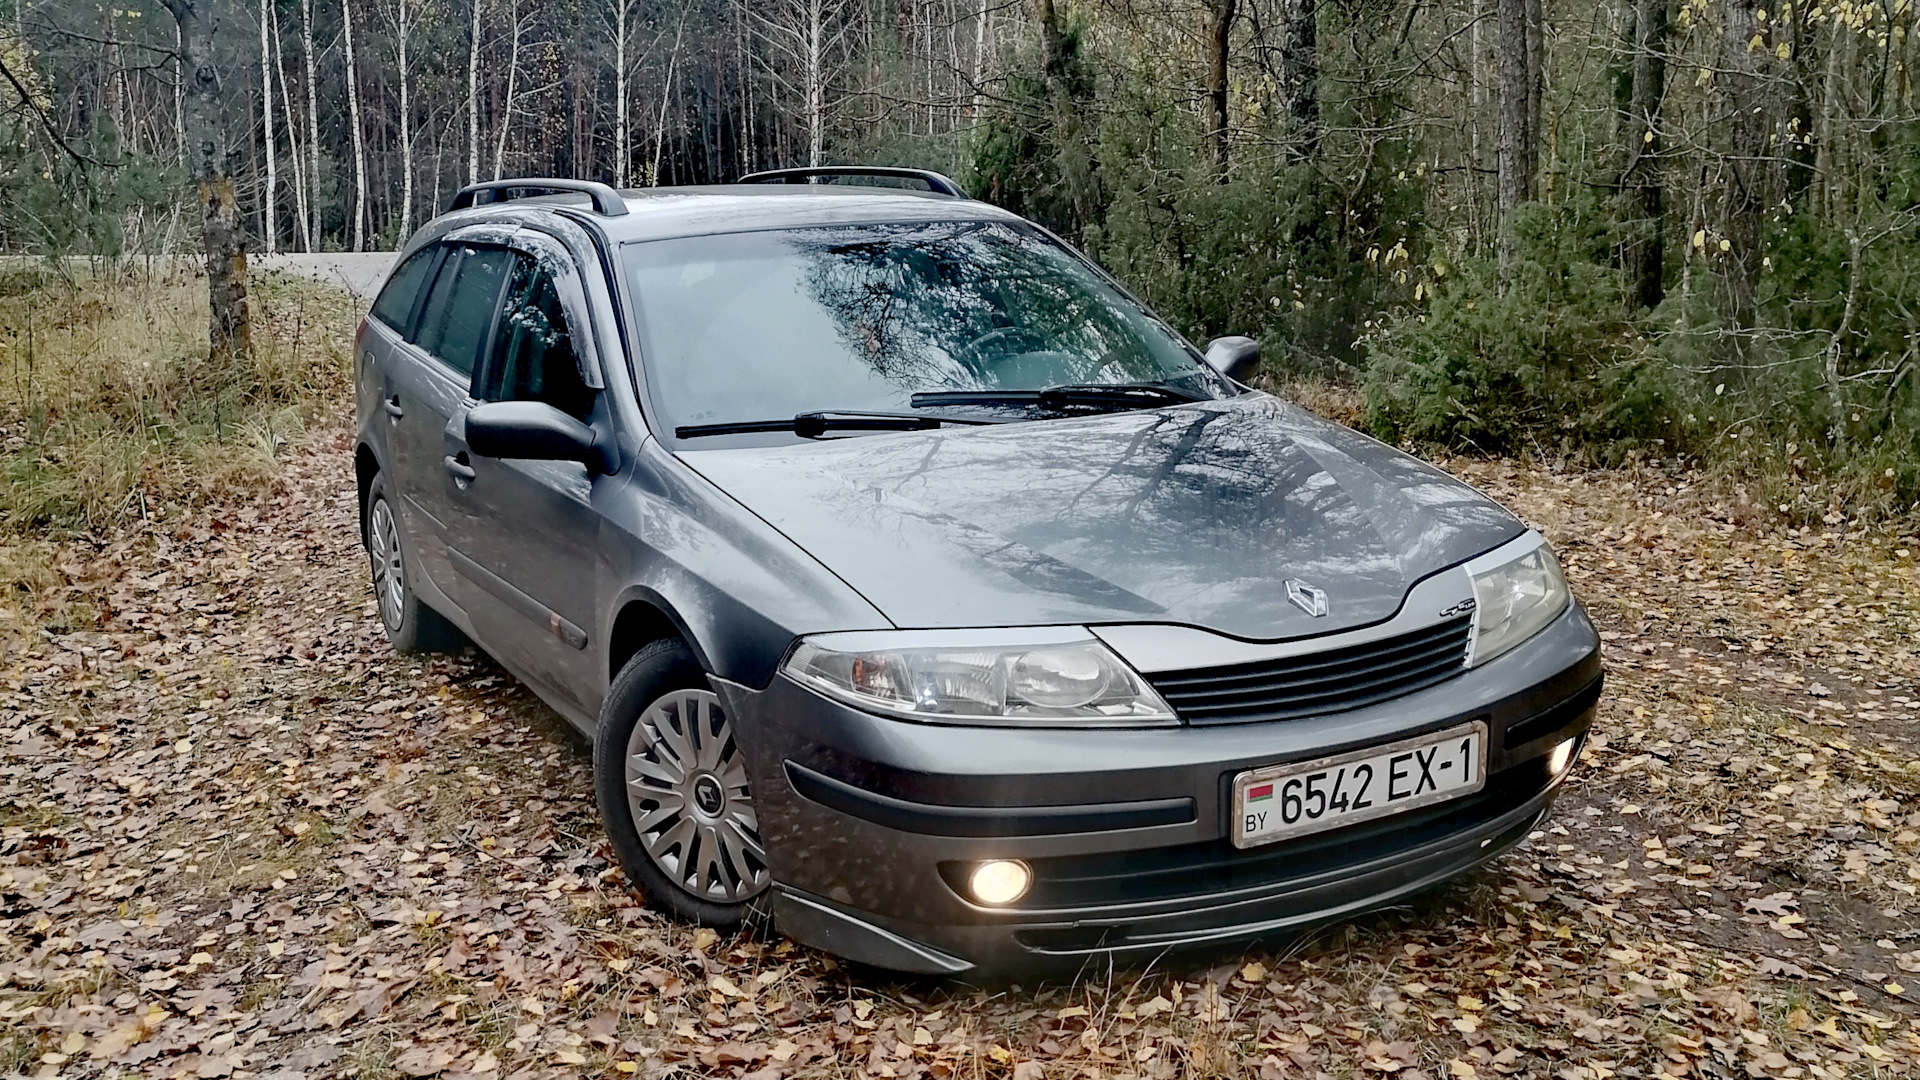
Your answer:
[675,410,998,440]
[909,382,1205,412]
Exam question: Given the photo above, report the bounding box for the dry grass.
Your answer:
[1257,371,1367,428]
[0,263,356,527]
[0,262,357,643]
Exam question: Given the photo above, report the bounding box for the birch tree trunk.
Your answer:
[491,0,521,181]
[160,0,252,367]
[259,0,276,254]
[613,0,629,187]
[467,0,482,185]
[971,0,988,121]
[342,0,367,250]
[399,0,415,235]
[174,23,186,162]
[274,9,312,252]
[652,14,685,183]
[301,0,321,247]
[807,0,825,166]
[393,0,413,236]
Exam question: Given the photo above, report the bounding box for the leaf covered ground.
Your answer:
[3,433,1919,1079]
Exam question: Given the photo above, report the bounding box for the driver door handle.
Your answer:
[444,452,476,483]
[383,395,404,420]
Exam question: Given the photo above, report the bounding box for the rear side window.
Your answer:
[414,246,512,378]
[369,246,437,334]
[476,254,594,420]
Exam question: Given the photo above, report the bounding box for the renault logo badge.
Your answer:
[1285,579,1329,618]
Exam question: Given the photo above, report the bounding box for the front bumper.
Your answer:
[718,602,1602,975]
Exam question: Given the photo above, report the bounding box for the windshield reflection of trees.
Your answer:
[791,222,1174,392]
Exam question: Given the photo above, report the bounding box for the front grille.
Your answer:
[993,755,1551,913]
[1145,616,1473,725]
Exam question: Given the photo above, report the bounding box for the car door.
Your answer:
[391,241,514,599]
[440,244,607,710]
[360,242,439,517]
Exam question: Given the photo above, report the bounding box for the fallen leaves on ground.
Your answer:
[3,436,1917,1078]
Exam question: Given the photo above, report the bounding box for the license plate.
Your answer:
[1232,721,1488,848]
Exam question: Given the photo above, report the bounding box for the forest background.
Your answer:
[2,0,1917,525]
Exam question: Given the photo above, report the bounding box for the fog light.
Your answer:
[967,860,1032,905]
[1548,737,1578,778]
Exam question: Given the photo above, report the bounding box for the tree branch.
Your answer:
[0,52,118,169]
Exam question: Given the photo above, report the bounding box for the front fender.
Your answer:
[596,439,891,691]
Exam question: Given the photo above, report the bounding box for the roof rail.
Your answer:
[447,178,629,217]
[736,167,968,199]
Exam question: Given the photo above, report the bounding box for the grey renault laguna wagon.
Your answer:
[354,168,1601,975]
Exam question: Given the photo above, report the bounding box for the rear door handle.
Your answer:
[444,453,476,484]
[383,395,404,419]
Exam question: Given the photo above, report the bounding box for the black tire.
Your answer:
[362,472,463,654]
[594,638,771,927]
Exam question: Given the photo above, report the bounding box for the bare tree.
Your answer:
[342,0,367,248]
[752,0,853,167]
[1496,0,1538,271]
[386,0,416,237]
[970,0,989,121]
[490,0,523,180]
[1524,0,1541,183]
[467,0,483,185]
[1274,0,1318,160]
[173,22,185,160]
[1715,0,1769,358]
[651,11,686,184]
[300,0,321,246]
[158,0,251,365]
[612,0,632,186]
[272,9,312,251]
[259,0,276,254]
[1205,0,1235,178]
[1621,0,1666,310]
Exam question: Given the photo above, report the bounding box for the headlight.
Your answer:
[1468,539,1571,666]
[782,629,1175,725]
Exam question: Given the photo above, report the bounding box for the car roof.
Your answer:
[438,184,1028,245]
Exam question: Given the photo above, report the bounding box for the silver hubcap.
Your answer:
[624,688,768,904]
[368,498,406,632]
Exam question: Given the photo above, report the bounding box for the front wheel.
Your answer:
[363,472,463,654]
[594,638,770,926]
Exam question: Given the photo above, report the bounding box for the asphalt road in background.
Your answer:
[255,253,397,301]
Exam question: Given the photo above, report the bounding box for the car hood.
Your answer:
[675,394,1523,641]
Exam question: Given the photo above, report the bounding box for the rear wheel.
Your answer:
[594,639,770,925]
[363,472,463,653]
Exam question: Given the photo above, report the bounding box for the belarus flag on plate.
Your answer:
[1247,782,1274,803]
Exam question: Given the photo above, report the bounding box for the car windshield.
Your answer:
[622,220,1231,438]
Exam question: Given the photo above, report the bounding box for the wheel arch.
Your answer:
[606,587,714,687]
[354,441,382,543]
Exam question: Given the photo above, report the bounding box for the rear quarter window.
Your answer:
[369,246,438,335]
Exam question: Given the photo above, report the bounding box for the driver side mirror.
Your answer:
[1204,336,1261,383]
[466,401,616,475]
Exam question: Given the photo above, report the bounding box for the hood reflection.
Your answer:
[678,394,1523,640]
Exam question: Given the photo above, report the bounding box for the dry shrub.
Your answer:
[1263,373,1365,428]
[0,262,356,533]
